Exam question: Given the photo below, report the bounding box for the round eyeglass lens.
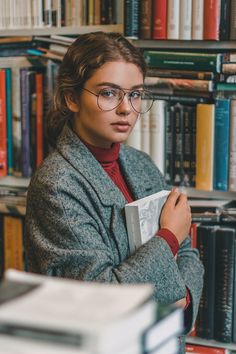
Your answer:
[131,90,154,114]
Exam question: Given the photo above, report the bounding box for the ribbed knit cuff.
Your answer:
[156,228,179,256]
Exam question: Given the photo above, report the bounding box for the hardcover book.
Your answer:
[125,190,170,254]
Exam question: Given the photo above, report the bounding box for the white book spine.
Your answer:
[229,99,236,191]
[150,100,165,174]
[44,0,52,26]
[179,0,192,40]
[191,0,204,40]
[140,100,151,155]
[167,0,180,39]
[65,0,72,26]
[126,116,141,150]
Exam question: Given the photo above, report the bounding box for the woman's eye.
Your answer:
[130,90,142,99]
[100,89,117,98]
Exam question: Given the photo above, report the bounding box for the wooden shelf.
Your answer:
[187,336,236,350]
[132,39,236,51]
[0,24,123,37]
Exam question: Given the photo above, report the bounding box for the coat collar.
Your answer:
[56,124,153,205]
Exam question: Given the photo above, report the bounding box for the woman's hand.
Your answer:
[160,188,191,245]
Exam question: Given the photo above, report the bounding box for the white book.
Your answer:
[140,100,151,155]
[167,0,180,39]
[179,0,192,40]
[191,0,204,40]
[0,270,156,354]
[149,100,166,174]
[126,116,141,150]
[125,190,170,254]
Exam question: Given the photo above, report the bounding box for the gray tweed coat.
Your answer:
[25,124,204,351]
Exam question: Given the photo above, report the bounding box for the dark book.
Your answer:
[219,0,231,40]
[196,225,217,340]
[146,68,215,81]
[182,105,196,187]
[143,51,223,73]
[173,103,184,186]
[164,103,175,185]
[124,0,140,38]
[0,215,3,279]
[230,0,236,39]
[214,227,236,343]
[139,0,152,39]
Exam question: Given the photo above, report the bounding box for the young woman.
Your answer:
[25,32,204,353]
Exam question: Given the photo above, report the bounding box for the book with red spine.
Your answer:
[152,0,167,39]
[203,0,220,40]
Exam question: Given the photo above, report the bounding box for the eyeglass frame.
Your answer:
[78,86,154,114]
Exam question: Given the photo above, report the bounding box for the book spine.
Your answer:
[213,98,230,191]
[140,100,150,155]
[143,51,222,73]
[3,215,24,271]
[173,103,184,186]
[167,0,180,39]
[182,105,196,187]
[219,0,231,40]
[164,103,175,185]
[191,0,204,40]
[5,68,13,176]
[0,69,7,177]
[124,0,140,38]
[196,225,216,339]
[179,0,192,40]
[0,214,3,278]
[94,0,101,25]
[35,72,44,167]
[152,0,167,39]
[203,0,220,40]
[230,0,236,40]
[195,103,215,191]
[139,0,153,39]
[145,77,213,92]
[229,99,236,191]
[20,68,32,178]
[147,68,215,80]
[149,100,165,174]
[214,227,236,343]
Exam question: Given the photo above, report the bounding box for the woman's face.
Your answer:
[72,61,144,148]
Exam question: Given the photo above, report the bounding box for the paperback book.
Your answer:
[125,190,170,254]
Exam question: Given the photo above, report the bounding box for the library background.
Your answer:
[0,0,236,353]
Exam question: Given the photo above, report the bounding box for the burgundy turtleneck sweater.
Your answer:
[82,140,190,309]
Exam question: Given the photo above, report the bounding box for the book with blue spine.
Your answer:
[5,68,13,176]
[214,98,230,191]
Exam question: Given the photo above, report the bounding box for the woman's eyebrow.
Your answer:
[96,82,145,89]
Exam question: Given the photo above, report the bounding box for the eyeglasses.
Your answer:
[80,87,154,114]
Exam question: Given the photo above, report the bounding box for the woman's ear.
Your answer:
[65,94,80,113]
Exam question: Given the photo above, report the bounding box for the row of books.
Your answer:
[0,269,183,354]
[0,55,58,178]
[190,223,236,344]
[0,0,119,29]
[124,0,236,41]
[127,98,236,192]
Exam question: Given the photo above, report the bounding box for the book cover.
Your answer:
[229,99,236,191]
[230,0,236,40]
[125,190,170,254]
[139,0,152,39]
[186,343,230,353]
[219,0,231,40]
[173,103,184,186]
[195,103,215,191]
[214,227,236,343]
[213,98,230,191]
[124,0,140,39]
[182,105,196,187]
[203,0,220,40]
[167,0,180,39]
[142,304,183,353]
[149,99,165,174]
[179,0,192,40]
[164,103,175,185]
[3,215,24,271]
[143,51,222,73]
[152,0,167,39]
[5,68,13,176]
[0,69,7,177]
[196,225,217,339]
[191,0,204,40]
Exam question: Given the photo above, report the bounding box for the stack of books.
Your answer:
[0,269,183,354]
